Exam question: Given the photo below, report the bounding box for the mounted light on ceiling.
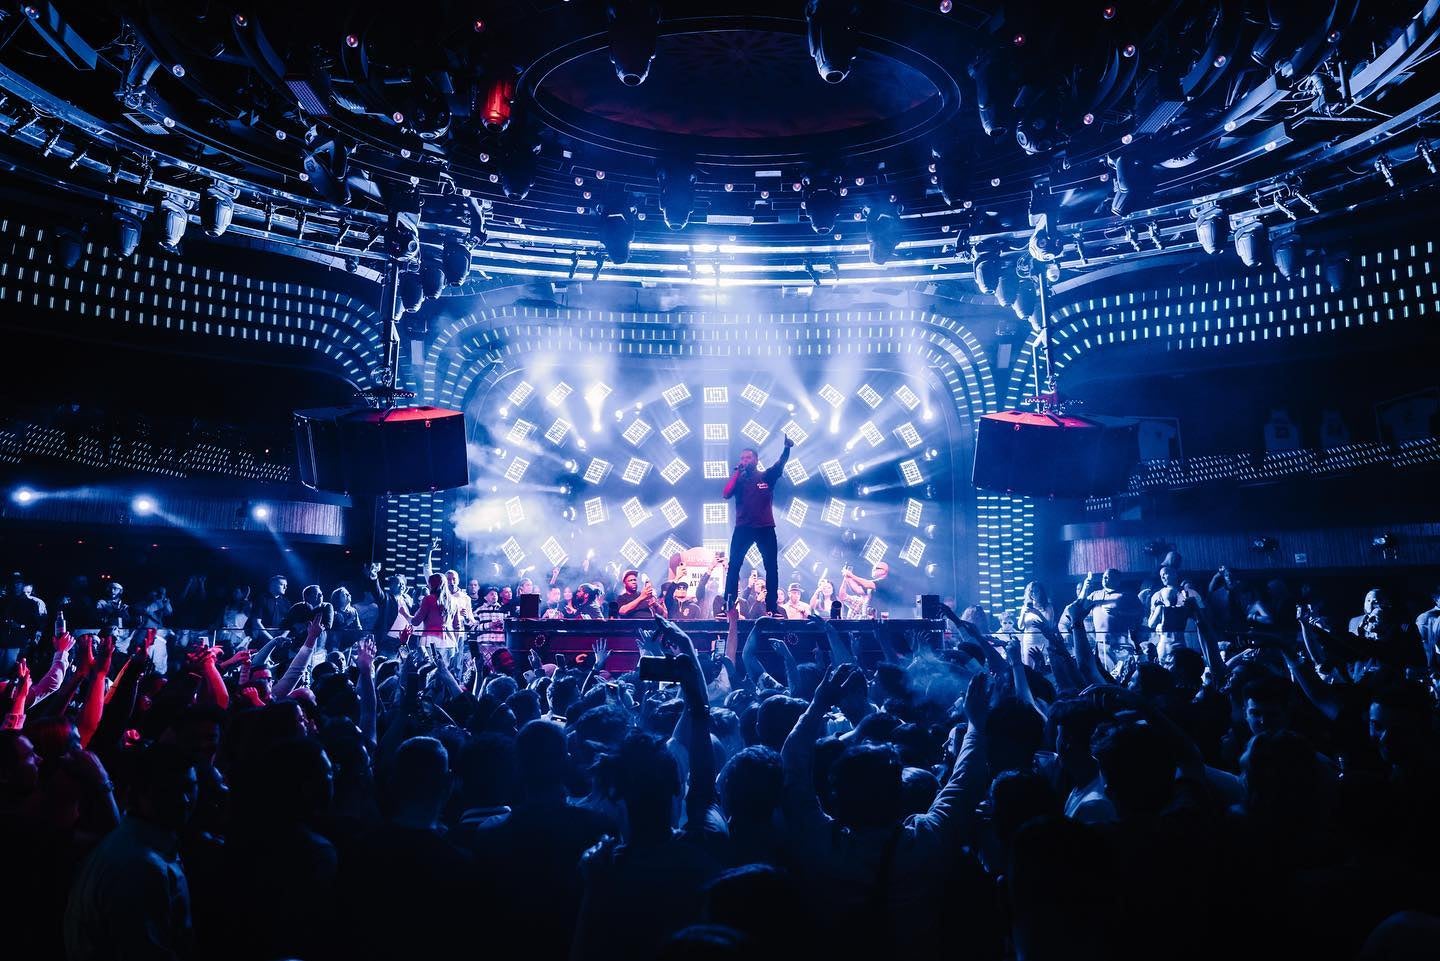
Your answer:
[971,239,1003,294]
[1011,277,1038,321]
[607,1,660,86]
[803,174,842,234]
[50,224,85,269]
[994,265,1020,307]
[1271,230,1302,279]
[478,69,517,132]
[865,204,901,265]
[598,205,636,264]
[1233,220,1269,268]
[1108,150,1149,216]
[658,163,696,230]
[805,0,861,84]
[441,235,472,287]
[201,182,238,237]
[1323,249,1352,292]
[157,196,190,251]
[397,269,425,312]
[1193,203,1229,255]
[112,210,142,257]
[420,259,446,300]
[498,129,541,199]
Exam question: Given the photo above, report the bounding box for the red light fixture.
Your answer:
[345,33,359,48]
[479,73,516,131]
[473,18,485,33]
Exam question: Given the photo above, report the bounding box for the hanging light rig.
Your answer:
[362,200,423,410]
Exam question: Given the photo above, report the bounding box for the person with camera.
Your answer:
[721,435,793,618]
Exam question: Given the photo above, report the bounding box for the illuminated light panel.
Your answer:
[504,496,525,525]
[856,384,883,409]
[660,457,690,484]
[740,384,770,409]
[741,420,771,445]
[619,537,649,567]
[818,384,845,408]
[862,536,888,565]
[858,421,884,447]
[545,382,573,406]
[821,498,846,527]
[703,502,730,525]
[703,423,729,441]
[899,459,923,486]
[894,422,922,449]
[899,537,926,566]
[584,497,608,526]
[819,459,847,486]
[621,457,652,484]
[507,381,534,407]
[894,385,921,411]
[507,419,537,443]
[703,460,729,479]
[783,538,811,567]
[499,536,525,565]
[621,497,652,528]
[659,497,688,528]
[622,419,652,446]
[540,536,568,566]
[544,418,572,444]
[582,457,612,483]
[658,535,686,563]
[703,387,729,405]
[785,497,809,526]
[904,498,923,528]
[784,459,810,483]
[583,382,613,405]
[779,420,809,446]
[662,383,692,408]
[745,545,763,568]
[660,419,691,444]
[503,456,531,483]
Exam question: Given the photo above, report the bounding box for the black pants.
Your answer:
[724,525,780,614]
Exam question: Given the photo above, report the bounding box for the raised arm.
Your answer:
[722,466,741,499]
[741,615,781,688]
[76,637,115,748]
[762,436,793,482]
[273,613,323,700]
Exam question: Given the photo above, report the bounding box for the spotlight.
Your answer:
[1108,151,1148,216]
[924,563,937,577]
[250,503,272,521]
[994,266,1019,308]
[805,0,861,84]
[11,487,35,506]
[1271,231,1302,279]
[112,210,142,257]
[804,176,842,234]
[607,1,660,86]
[397,269,425,312]
[1323,249,1352,292]
[420,259,446,299]
[1194,204,1229,255]
[477,71,516,132]
[1250,536,1277,553]
[865,207,902,265]
[658,164,696,230]
[201,184,237,237]
[972,243,1003,294]
[498,131,541,200]
[157,197,189,251]
[1012,279,1038,320]
[441,235,472,287]
[560,506,577,521]
[1027,218,1064,262]
[50,225,85,269]
[598,209,635,264]
[1233,220,1269,268]
[131,495,157,516]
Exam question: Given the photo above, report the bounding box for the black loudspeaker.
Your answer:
[519,593,540,619]
[919,594,942,620]
[973,410,1139,498]
[294,406,469,495]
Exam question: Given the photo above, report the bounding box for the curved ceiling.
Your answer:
[0,1,1439,298]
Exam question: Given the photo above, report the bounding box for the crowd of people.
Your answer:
[3,549,1440,960]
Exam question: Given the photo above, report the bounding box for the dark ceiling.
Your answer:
[1,1,1438,298]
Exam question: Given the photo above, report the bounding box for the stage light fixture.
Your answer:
[994,267,1019,308]
[1271,231,1303,279]
[250,503,271,521]
[1194,204,1229,255]
[441,236,472,287]
[805,0,861,83]
[420,259,446,299]
[659,164,696,230]
[11,487,36,506]
[132,495,157,516]
[50,225,84,269]
[202,183,237,237]
[1011,278,1038,320]
[158,197,189,251]
[111,210,142,257]
[1233,221,1269,268]
[866,207,901,265]
[1108,151,1149,216]
[803,175,842,233]
[397,269,425,312]
[972,242,1003,294]
[607,1,660,86]
[478,71,516,132]
[598,209,635,264]
[1323,249,1352,292]
[498,131,541,199]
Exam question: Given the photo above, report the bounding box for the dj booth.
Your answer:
[504,618,947,673]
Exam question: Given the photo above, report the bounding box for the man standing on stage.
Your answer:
[722,434,792,616]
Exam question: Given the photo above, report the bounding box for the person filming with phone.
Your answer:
[721,435,792,617]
